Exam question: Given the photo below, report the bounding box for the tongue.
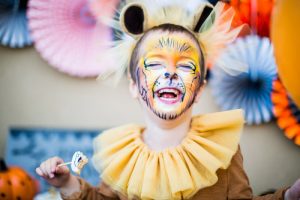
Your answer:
[162,93,176,98]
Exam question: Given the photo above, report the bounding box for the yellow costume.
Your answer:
[61,110,286,200]
[61,2,287,199]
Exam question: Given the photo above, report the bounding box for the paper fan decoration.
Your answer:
[89,0,119,20]
[230,0,275,37]
[272,79,300,145]
[210,35,277,125]
[0,0,32,48]
[27,0,114,77]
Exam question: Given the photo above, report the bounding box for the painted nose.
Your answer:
[166,65,176,74]
[164,72,170,78]
[164,65,177,79]
[164,72,178,79]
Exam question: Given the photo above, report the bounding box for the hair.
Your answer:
[129,23,206,85]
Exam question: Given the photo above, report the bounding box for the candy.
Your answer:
[58,151,88,175]
[71,151,89,175]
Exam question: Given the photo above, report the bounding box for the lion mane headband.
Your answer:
[97,0,249,83]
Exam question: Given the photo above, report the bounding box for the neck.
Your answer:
[142,109,193,151]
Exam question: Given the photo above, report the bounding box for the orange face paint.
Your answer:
[135,31,202,120]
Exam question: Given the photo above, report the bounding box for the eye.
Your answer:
[177,64,195,72]
[144,62,165,70]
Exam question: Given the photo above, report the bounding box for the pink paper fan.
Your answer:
[27,0,115,77]
[89,0,119,20]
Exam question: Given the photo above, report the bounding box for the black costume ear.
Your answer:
[120,3,148,36]
[193,3,214,32]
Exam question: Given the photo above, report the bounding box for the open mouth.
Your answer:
[155,88,183,104]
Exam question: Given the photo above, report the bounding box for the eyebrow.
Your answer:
[144,54,198,64]
[155,37,191,52]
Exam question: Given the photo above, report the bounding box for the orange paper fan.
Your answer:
[272,79,300,145]
[230,0,275,37]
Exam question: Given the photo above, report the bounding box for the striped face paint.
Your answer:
[135,31,202,120]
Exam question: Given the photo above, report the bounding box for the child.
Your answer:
[36,1,300,199]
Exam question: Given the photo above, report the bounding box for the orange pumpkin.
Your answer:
[0,159,39,200]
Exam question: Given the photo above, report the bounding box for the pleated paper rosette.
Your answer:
[27,0,114,77]
[210,35,277,125]
[272,79,300,145]
[230,0,275,37]
[0,0,32,48]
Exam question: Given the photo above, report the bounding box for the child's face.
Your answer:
[135,31,202,120]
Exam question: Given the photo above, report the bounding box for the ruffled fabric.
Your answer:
[92,109,244,200]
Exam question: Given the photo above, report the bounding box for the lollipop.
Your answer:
[58,151,88,175]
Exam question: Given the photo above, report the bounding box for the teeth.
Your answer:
[158,88,179,95]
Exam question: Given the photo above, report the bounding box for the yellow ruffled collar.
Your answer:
[92,109,244,200]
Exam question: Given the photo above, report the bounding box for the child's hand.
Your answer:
[36,157,71,188]
[285,179,300,200]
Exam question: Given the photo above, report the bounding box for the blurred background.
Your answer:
[1,0,300,199]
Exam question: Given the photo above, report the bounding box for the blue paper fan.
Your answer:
[0,0,32,48]
[210,35,277,125]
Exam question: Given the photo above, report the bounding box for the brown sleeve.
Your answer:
[61,178,119,200]
[228,147,288,200]
[253,188,287,200]
[227,146,253,199]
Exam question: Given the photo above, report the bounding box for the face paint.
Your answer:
[136,31,202,120]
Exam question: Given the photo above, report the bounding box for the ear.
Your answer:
[120,3,148,36]
[129,78,139,99]
[194,80,207,103]
[192,3,214,32]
